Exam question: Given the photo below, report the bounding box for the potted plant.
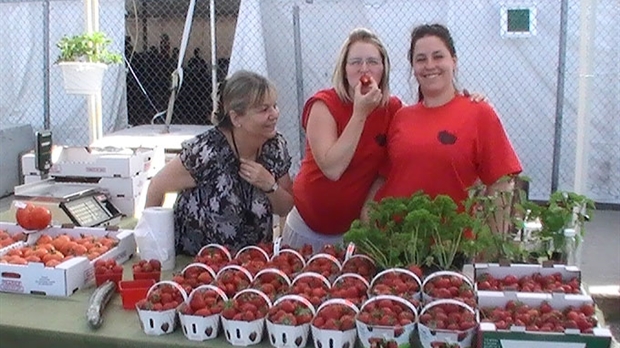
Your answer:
[344,191,489,275]
[522,190,595,263]
[55,31,123,95]
[465,175,533,263]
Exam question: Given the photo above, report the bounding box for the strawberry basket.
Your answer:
[266,294,316,348]
[303,253,343,282]
[355,295,418,348]
[290,272,332,308]
[232,245,271,277]
[310,298,359,348]
[221,288,273,346]
[417,299,478,348]
[136,280,188,335]
[267,248,306,279]
[251,268,292,301]
[330,273,370,307]
[194,243,232,273]
[369,268,422,304]
[341,254,377,281]
[215,264,254,298]
[172,262,217,294]
[422,271,475,308]
[178,284,229,341]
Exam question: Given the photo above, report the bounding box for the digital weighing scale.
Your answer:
[10,131,123,227]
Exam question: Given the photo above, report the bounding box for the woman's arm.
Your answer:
[145,156,196,207]
[264,174,294,216]
[360,176,385,222]
[306,85,382,181]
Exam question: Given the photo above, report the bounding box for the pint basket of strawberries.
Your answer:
[178,284,229,341]
[417,299,478,348]
[220,288,273,346]
[94,258,124,290]
[369,268,422,304]
[330,273,370,307]
[356,295,418,348]
[310,298,359,348]
[303,253,342,282]
[215,264,254,298]
[194,243,232,273]
[422,271,475,308]
[341,254,377,281]
[132,259,162,282]
[266,294,316,348]
[290,272,331,308]
[135,280,188,335]
[251,268,292,301]
[267,248,306,278]
[173,262,217,294]
[232,246,271,277]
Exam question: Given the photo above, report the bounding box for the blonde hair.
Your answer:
[332,28,391,106]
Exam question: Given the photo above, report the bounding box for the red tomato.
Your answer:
[15,203,52,230]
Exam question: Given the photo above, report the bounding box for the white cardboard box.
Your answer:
[0,222,136,296]
[21,147,156,178]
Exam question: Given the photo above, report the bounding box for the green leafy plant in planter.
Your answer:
[56,31,122,64]
[522,190,595,262]
[55,31,122,95]
[344,191,489,273]
[465,175,533,263]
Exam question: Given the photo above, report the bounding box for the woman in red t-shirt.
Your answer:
[283,28,403,251]
[375,24,522,219]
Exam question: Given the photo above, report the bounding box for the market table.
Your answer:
[0,255,274,348]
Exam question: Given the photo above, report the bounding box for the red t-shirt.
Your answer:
[293,89,403,235]
[375,95,522,207]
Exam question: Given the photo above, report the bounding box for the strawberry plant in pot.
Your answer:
[465,175,532,263]
[55,31,122,95]
[521,190,594,263]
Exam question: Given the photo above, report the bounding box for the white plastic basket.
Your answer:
[421,270,474,303]
[310,299,359,348]
[235,245,271,262]
[417,299,478,348]
[179,284,228,341]
[355,295,418,348]
[136,281,188,336]
[221,288,273,346]
[266,294,316,348]
[369,268,422,301]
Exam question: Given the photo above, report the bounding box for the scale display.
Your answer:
[62,196,112,227]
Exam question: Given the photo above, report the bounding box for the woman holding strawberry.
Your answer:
[374,24,522,226]
[145,70,294,255]
[284,28,487,252]
[283,28,402,251]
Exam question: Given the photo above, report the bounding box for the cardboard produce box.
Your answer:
[0,222,136,296]
[477,291,612,348]
[474,262,585,295]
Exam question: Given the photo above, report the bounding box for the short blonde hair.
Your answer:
[332,28,391,106]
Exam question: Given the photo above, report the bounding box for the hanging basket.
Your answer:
[58,61,107,95]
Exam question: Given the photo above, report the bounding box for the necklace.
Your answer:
[230,128,257,224]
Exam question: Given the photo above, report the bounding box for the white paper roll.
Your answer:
[133,207,176,271]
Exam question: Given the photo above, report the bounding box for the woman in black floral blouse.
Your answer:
[145,70,294,255]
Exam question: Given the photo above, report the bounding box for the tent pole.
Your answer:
[85,0,103,145]
[573,0,597,195]
[210,0,217,112]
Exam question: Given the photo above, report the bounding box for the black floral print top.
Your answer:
[174,127,291,256]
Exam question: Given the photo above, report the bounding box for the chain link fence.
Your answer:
[1,0,618,205]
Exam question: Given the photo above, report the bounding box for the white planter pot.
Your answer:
[58,62,108,95]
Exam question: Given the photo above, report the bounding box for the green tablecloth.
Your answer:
[0,255,274,348]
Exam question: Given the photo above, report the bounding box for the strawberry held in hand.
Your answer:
[360,74,372,86]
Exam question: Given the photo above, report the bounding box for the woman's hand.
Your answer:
[352,76,382,119]
[462,89,489,103]
[239,158,275,192]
